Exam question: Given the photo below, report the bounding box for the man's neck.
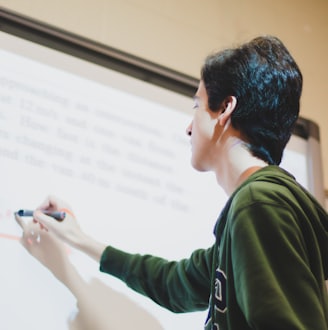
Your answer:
[215,138,268,195]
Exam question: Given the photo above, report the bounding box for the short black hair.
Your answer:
[201,35,303,165]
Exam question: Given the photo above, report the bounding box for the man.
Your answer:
[16,35,328,329]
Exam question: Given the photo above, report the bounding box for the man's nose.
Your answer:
[186,121,192,136]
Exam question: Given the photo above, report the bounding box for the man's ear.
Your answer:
[218,96,237,126]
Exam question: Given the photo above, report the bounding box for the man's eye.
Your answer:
[192,96,200,109]
[193,102,199,109]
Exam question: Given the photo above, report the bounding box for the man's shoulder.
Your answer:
[231,166,298,209]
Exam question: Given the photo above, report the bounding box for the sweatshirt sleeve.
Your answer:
[230,199,328,329]
[99,245,214,313]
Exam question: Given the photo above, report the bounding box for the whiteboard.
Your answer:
[0,11,325,330]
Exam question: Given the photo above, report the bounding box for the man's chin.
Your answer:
[191,159,208,172]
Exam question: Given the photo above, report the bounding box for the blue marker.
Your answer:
[17,209,66,221]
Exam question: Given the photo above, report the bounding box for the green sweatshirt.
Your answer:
[100,166,328,329]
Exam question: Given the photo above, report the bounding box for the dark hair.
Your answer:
[201,35,303,165]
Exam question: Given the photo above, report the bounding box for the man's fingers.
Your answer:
[33,210,56,231]
[14,212,26,230]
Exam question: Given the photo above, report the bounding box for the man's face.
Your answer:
[186,81,222,172]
